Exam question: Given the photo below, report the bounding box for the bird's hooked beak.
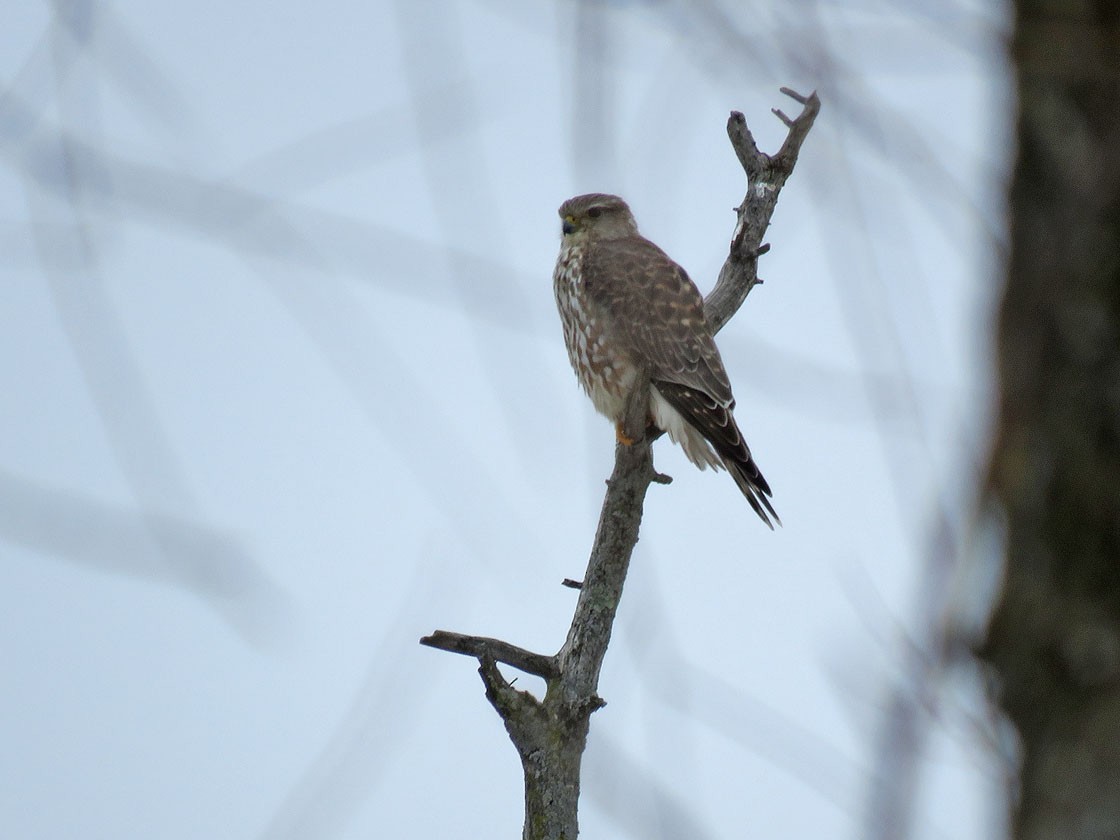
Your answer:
[562,216,577,235]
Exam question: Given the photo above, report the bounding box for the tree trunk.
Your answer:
[979,3,1120,838]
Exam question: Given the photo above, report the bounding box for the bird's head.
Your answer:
[558,193,639,241]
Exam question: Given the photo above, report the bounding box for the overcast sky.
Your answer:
[2,2,1011,838]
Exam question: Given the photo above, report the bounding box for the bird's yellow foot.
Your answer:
[615,423,638,446]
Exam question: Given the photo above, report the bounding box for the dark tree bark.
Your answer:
[421,89,818,840]
[978,3,1120,838]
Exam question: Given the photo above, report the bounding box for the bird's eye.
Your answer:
[587,207,603,218]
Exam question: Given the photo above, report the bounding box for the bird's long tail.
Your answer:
[724,454,780,530]
[652,380,780,529]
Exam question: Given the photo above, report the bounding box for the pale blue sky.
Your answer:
[2,2,1010,838]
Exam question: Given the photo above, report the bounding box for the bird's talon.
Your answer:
[615,424,638,446]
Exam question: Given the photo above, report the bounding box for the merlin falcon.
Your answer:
[553,193,779,528]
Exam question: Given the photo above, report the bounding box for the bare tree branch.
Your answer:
[420,631,559,680]
[421,89,818,840]
[706,88,820,335]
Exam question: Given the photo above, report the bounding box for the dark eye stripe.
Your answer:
[587,207,603,218]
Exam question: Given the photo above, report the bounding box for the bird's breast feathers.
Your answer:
[553,242,639,421]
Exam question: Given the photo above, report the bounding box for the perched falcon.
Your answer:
[553,193,779,528]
